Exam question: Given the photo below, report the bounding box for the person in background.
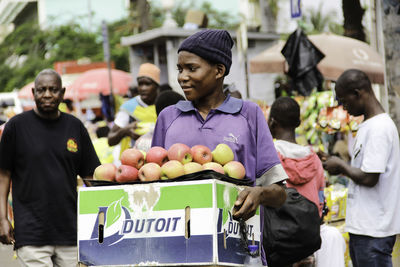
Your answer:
[159,83,173,93]
[63,99,74,113]
[319,69,400,267]
[0,69,100,266]
[268,97,325,217]
[108,63,160,156]
[134,90,185,152]
[151,29,287,264]
[92,121,115,164]
[268,96,326,267]
[314,202,346,267]
[128,85,139,98]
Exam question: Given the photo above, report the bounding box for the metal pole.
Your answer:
[244,52,250,99]
[102,20,115,119]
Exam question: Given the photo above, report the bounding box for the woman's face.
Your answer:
[137,76,158,105]
[177,51,219,101]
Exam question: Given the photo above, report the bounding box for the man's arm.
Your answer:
[107,122,140,146]
[320,154,379,187]
[0,168,14,245]
[232,182,286,221]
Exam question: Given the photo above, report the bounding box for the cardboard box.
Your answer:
[78,179,260,266]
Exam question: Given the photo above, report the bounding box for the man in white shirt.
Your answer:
[320,69,400,267]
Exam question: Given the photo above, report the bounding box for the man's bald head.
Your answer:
[34,69,62,88]
[335,69,373,95]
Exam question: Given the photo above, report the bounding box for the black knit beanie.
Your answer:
[178,29,234,76]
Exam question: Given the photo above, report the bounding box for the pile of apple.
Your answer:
[93,143,246,183]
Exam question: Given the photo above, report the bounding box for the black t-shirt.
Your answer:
[0,110,100,248]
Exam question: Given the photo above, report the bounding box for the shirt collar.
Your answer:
[136,95,148,107]
[176,94,243,114]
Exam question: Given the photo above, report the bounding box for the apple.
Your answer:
[212,143,234,165]
[183,162,203,174]
[191,145,213,164]
[224,161,246,179]
[94,163,117,181]
[161,160,185,179]
[146,146,169,166]
[120,148,145,169]
[202,162,225,174]
[167,143,193,164]
[115,165,139,183]
[138,163,162,181]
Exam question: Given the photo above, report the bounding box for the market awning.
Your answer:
[250,33,385,84]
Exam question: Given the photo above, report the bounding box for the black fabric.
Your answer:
[0,110,100,248]
[262,187,321,267]
[281,28,325,96]
[100,93,115,122]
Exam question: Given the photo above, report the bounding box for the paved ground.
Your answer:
[0,244,19,267]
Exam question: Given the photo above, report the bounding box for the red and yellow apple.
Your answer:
[138,163,162,181]
[161,160,185,179]
[168,143,193,164]
[183,162,203,174]
[202,162,225,174]
[93,163,117,181]
[146,146,169,166]
[212,143,234,165]
[120,148,145,169]
[115,165,139,183]
[191,145,212,164]
[224,161,246,179]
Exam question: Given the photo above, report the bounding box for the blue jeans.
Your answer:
[349,233,396,267]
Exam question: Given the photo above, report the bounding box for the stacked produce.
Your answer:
[295,90,364,145]
[93,143,246,183]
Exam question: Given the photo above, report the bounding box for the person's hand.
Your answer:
[125,122,141,140]
[232,187,263,221]
[0,218,14,245]
[317,150,329,162]
[321,155,345,175]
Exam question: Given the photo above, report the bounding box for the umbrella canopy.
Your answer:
[18,81,35,100]
[18,73,81,100]
[250,33,385,84]
[68,68,132,100]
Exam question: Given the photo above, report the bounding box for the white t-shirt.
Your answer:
[314,224,346,267]
[345,113,400,237]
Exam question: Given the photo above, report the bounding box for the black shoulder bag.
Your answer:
[262,187,322,267]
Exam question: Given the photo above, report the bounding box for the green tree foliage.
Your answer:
[150,0,239,29]
[105,19,132,71]
[45,24,102,62]
[0,1,237,93]
[296,3,344,35]
[0,20,131,93]
[267,0,279,20]
[0,22,101,92]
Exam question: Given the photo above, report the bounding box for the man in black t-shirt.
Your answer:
[0,69,100,266]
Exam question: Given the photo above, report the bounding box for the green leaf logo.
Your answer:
[106,198,123,228]
[222,187,237,225]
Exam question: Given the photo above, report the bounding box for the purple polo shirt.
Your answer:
[151,95,281,183]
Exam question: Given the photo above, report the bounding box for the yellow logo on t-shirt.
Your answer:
[67,138,78,153]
